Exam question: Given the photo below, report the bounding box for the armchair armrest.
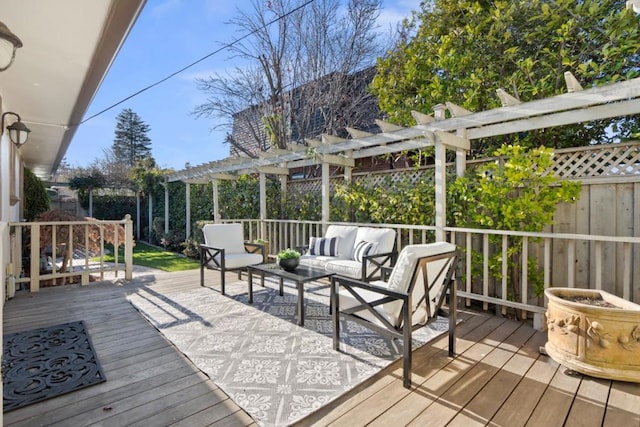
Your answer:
[331,274,409,332]
[381,266,393,282]
[361,250,397,282]
[244,242,265,254]
[332,274,407,300]
[200,244,224,267]
[296,244,309,255]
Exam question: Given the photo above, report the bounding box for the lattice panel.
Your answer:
[548,142,640,179]
[288,143,640,195]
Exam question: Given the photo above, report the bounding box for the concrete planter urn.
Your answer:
[545,287,640,383]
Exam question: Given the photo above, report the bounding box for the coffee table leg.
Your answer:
[279,278,284,296]
[297,281,304,326]
[248,269,253,303]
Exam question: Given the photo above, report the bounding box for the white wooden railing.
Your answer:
[7,215,134,293]
[221,218,640,316]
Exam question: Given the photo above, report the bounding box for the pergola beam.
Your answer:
[255,166,290,175]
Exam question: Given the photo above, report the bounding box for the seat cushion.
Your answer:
[202,223,246,254]
[210,252,263,269]
[299,254,334,270]
[324,259,362,279]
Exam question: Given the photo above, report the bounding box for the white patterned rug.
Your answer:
[128,279,449,426]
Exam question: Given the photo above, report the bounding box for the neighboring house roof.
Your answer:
[230,66,381,157]
[0,0,146,180]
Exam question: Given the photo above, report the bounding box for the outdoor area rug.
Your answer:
[2,320,106,412]
[128,279,450,427]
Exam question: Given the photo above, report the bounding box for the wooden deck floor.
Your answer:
[3,269,639,426]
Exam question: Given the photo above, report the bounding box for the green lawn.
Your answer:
[103,242,200,272]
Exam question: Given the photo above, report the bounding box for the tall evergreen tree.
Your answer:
[112,108,152,168]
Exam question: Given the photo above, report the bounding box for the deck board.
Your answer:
[3,268,639,427]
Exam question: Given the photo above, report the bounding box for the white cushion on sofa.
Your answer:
[324,259,362,279]
[353,227,396,258]
[325,225,358,258]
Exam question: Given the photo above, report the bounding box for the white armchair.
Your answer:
[331,242,458,388]
[200,223,264,295]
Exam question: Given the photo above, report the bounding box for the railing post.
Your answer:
[30,224,40,292]
[124,214,133,280]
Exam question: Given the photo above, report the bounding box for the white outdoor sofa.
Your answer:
[298,225,397,281]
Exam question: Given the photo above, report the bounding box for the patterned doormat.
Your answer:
[128,279,450,427]
[2,320,106,413]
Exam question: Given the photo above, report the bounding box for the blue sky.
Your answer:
[65,0,421,171]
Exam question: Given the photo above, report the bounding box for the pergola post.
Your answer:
[185,183,191,239]
[456,129,467,177]
[434,140,446,242]
[212,179,220,222]
[136,191,141,241]
[163,182,169,234]
[280,161,287,218]
[88,188,93,218]
[344,150,353,184]
[321,162,330,231]
[259,173,267,239]
[148,193,153,242]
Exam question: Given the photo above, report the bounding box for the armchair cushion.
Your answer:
[202,223,246,253]
[385,242,457,324]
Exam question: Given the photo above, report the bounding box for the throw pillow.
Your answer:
[309,236,339,256]
[353,240,378,263]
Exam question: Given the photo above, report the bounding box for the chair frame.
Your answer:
[331,249,457,388]
[200,241,264,295]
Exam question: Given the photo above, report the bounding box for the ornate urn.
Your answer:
[545,287,640,383]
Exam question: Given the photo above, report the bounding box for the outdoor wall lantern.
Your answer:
[0,20,22,71]
[2,112,31,147]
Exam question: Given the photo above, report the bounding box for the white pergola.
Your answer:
[166,74,640,241]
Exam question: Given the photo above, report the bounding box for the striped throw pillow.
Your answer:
[309,236,339,256]
[353,241,378,263]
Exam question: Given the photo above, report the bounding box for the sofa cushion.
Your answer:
[309,236,339,256]
[353,241,378,263]
[324,259,362,279]
[325,225,358,258]
[299,254,340,270]
[353,227,396,258]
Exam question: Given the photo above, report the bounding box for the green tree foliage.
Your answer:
[371,0,640,156]
[449,144,582,299]
[68,167,106,209]
[23,167,50,221]
[129,157,163,195]
[218,175,281,220]
[112,108,152,168]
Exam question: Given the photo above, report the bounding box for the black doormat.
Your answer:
[2,320,106,412]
